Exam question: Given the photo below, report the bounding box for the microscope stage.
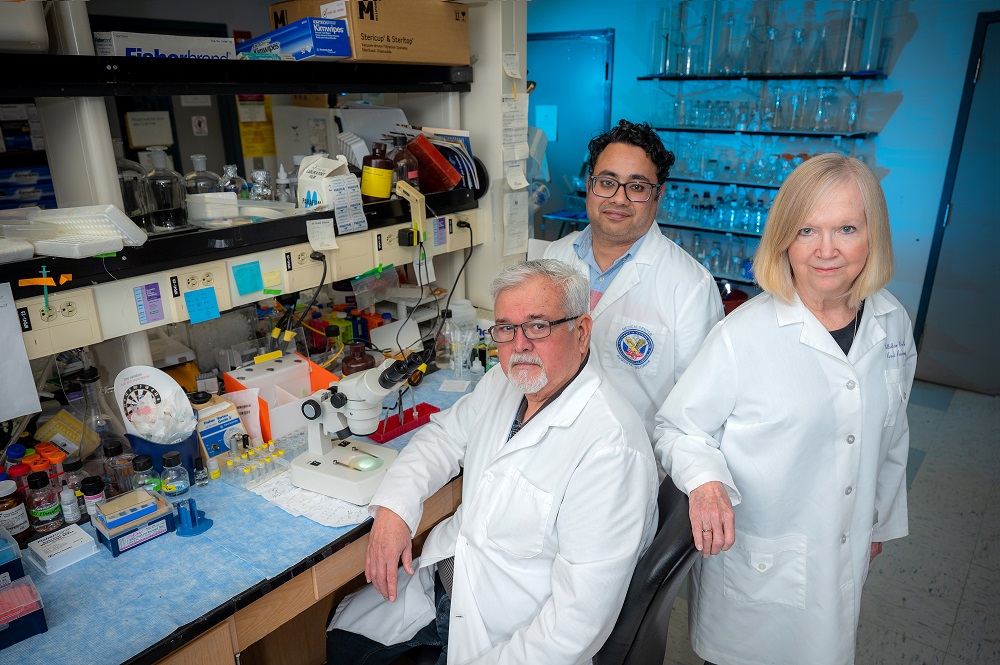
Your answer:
[290,438,398,505]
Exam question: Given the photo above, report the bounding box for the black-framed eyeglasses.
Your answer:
[487,315,581,343]
[589,176,661,203]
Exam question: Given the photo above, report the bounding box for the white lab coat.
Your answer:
[545,224,724,440]
[653,289,915,665]
[329,358,659,665]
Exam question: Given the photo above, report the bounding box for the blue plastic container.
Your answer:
[126,431,199,476]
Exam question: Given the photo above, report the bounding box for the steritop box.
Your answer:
[93,31,236,59]
[236,18,351,61]
[268,0,470,65]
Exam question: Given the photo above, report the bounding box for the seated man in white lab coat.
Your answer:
[327,259,659,665]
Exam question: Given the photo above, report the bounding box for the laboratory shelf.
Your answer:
[0,54,474,97]
[658,220,763,240]
[0,187,477,301]
[638,71,886,82]
[713,273,757,287]
[652,125,876,140]
[668,175,782,190]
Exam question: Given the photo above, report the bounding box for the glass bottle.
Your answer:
[194,458,209,487]
[274,164,292,203]
[434,310,455,370]
[361,141,393,203]
[112,138,155,230]
[131,454,161,492]
[183,154,221,194]
[220,164,250,199]
[161,451,190,498]
[250,170,273,201]
[102,439,135,495]
[341,342,376,376]
[77,366,132,481]
[61,456,88,514]
[80,476,106,517]
[26,471,63,534]
[146,146,187,231]
[390,135,420,194]
[0,479,32,543]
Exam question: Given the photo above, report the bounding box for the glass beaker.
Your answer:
[676,44,702,76]
[112,138,155,231]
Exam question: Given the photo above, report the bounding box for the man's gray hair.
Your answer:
[490,259,589,325]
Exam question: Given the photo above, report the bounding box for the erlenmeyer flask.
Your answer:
[806,25,832,74]
[76,367,131,483]
[785,28,807,74]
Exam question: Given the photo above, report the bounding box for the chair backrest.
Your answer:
[593,480,697,665]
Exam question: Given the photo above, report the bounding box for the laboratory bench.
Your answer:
[4,370,468,665]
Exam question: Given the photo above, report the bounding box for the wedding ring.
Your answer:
[702,529,713,533]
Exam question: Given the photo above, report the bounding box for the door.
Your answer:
[527,30,613,239]
[915,13,1000,395]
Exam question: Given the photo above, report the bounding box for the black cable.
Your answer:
[424,221,475,361]
[284,252,328,348]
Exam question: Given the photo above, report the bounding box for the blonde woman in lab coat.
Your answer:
[654,153,915,665]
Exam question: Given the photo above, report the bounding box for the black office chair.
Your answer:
[396,480,696,665]
[593,479,698,665]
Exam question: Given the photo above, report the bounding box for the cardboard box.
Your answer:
[237,18,351,62]
[93,31,236,59]
[294,153,353,210]
[223,353,338,442]
[268,0,470,65]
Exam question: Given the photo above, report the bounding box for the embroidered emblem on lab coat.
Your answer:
[616,327,654,368]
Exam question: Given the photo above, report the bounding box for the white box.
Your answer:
[296,154,352,209]
[93,31,236,59]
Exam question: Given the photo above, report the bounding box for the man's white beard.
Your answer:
[506,352,549,394]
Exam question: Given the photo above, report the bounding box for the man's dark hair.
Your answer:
[587,119,675,185]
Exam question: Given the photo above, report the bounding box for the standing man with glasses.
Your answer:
[545,119,723,442]
[327,259,658,665]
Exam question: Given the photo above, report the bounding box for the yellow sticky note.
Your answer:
[263,270,281,288]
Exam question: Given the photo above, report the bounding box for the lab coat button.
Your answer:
[758,563,766,570]
[846,380,857,390]
[485,472,493,482]
[845,486,853,495]
[841,534,848,543]
[846,435,856,444]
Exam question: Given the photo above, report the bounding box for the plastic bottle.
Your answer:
[194,458,209,487]
[61,456,88,513]
[469,358,485,389]
[184,154,222,194]
[3,443,25,470]
[275,164,292,203]
[131,455,161,493]
[59,486,81,524]
[361,141,393,203]
[161,451,191,498]
[0,480,31,543]
[207,458,220,481]
[250,169,273,201]
[221,164,250,199]
[146,146,187,231]
[26,471,63,534]
[289,154,305,202]
[7,463,29,496]
[390,135,420,194]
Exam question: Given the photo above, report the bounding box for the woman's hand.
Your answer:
[689,481,736,557]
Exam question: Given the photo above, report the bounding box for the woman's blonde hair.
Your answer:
[754,153,893,309]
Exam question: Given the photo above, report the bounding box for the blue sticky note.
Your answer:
[232,261,264,296]
[184,288,221,324]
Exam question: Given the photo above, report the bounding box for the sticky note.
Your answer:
[232,261,264,296]
[184,288,221,324]
[263,270,281,288]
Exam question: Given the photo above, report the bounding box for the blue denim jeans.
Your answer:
[326,573,450,665]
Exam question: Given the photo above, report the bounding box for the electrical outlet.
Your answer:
[284,243,328,293]
[186,275,199,289]
[296,251,309,266]
[383,231,397,248]
[165,261,231,323]
[18,287,102,360]
[202,271,215,287]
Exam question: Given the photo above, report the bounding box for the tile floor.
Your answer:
[663,380,1000,665]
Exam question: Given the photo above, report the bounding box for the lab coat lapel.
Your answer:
[774,294,849,360]
[592,225,660,319]
[847,291,892,364]
[494,362,602,459]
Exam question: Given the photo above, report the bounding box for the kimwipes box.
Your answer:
[268,0,470,65]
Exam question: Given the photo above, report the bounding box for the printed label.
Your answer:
[0,503,30,535]
[133,283,165,325]
[0,572,10,588]
[360,165,392,199]
[119,519,168,551]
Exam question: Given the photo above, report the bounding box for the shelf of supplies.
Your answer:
[638,71,886,82]
[0,55,474,97]
[653,126,875,139]
[713,273,757,286]
[668,176,781,190]
[659,220,763,239]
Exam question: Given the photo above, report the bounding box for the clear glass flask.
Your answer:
[184,154,221,194]
[146,146,187,231]
[112,138,155,230]
[76,367,132,481]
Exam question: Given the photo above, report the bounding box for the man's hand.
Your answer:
[869,541,883,564]
[688,481,736,557]
[366,507,414,602]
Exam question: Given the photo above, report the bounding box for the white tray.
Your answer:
[28,204,148,246]
[31,235,124,258]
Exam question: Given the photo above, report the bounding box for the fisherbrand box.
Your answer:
[236,18,351,61]
[93,31,236,59]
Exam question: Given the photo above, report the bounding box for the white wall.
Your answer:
[527,0,999,317]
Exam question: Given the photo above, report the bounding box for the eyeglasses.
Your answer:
[487,315,581,343]
[589,176,661,203]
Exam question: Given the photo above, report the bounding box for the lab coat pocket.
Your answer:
[607,315,669,376]
[485,467,553,558]
[883,368,907,428]
[723,531,807,609]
